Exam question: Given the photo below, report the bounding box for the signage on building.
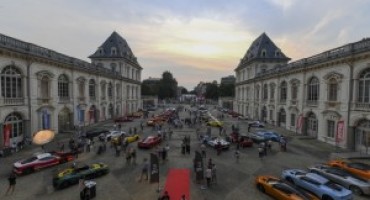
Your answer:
[336,120,345,143]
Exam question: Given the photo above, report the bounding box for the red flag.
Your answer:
[336,120,345,143]
[296,114,303,130]
[4,124,11,147]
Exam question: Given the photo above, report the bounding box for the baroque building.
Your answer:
[235,33,370,153]
[0,31,142,149]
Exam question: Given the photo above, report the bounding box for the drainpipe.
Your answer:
[346,59,354,151]
[26,59,32,138]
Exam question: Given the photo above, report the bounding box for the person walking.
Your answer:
[162,146,167,163]
[205,167,212,188]
[234,150,240,163]
[280,136,287,152]
[5,172,16,195]
[201,143,206,158]
[86,138,91,153]
[211,164,217,184]
[131,147,137,164]
[258,145,264,159]
[267,140,272,152]
[126,147,132,165]
[139,158,149,182]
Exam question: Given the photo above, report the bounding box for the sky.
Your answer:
[1,0,369,90]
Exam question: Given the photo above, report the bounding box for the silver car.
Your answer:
[308,164,370,196]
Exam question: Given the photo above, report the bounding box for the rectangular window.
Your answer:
[327,120,335,138]
[292,85,298,100]
[269,110,273,120]
[328,83,338,101]
[291,114,296,126]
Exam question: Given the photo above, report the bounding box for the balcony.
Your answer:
[37,97,51,105]
[306,100,318,107]
[354,102,370,111]
[290,99,298,106]
[325,101,340,109]
[279,99,287,105]
[58,96,70,104]
[1,98,25,105]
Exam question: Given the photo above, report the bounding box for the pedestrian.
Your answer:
[126,148,132,165]
[280,137,287,152]
[139,158,149,181]
[131,147,137,164]
[134,127,137,134]
[260,142,267,156]
[211,164,217,184]
[267,140,272,152]
[160,191,170,200]
[140,122,144,131]
[162,147,167,162]
[5,172,16,195]
[59,141,65,152]
[216,142,222,156]
[205,167,212,187]
[219,126,222,136]
[86,138,91,153]
[247,124,251,132]
[181,141,186,155]
[201,143,206,158]
[115,144,121,157]
[168,128,172,140]
[207,158,213,169]
[258,146,264,159]
[234,150,240,163]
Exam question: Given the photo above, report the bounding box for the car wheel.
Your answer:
[256,184,265,193]
[322,195,334,200]
[350,185,363,195]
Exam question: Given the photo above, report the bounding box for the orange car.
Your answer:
[327,160,370,180]
[255,175,319,200]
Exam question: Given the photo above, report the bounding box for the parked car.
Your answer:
[327,160,370,180]
[250,131,282,143]
[13,152,73,175]
[114,116,134,123]
[238,115,249,120]
[85,128,109,139]
[255,175,320,200]
[308,163,370,195]
[206,120,224,127]
[138,135,162,149]
[202,136,230,149]
[99,130,126,141]
[53,162,109,189]
[281,169,353,200]
[249,121,265,128]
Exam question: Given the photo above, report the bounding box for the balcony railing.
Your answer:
[306,100,318,106]
[325,101,340,108]
[37,97,51,105]
[1,98,25,105]
[354,102,370,110]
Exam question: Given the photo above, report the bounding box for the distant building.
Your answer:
[235,32,370,153]
[0,31,142,150]
[220,75,236,85]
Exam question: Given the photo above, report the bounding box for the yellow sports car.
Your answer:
[111,134,140,145]
[255,175,319,200]
[207,120,223,127]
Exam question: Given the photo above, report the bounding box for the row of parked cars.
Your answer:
[256,160,370,199]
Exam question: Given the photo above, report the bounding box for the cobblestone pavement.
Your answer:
[0,105,369,200]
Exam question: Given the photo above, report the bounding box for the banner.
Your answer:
[195,151,204,181]
[150,153,159,183]
[336,120,345,143]
[4,124,11,147]
[296,114,303,130]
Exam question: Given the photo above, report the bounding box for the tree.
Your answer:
[205,81,219,99]
[158,71,178,99]
[219,83,235,97]
[181,87,188,94]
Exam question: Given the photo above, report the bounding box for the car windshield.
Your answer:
[21,157,37,164]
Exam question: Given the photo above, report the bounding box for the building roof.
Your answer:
[237,33,290,69]
[89,31,137,62]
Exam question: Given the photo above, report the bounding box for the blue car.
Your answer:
[282,169,353,200]
[250,131,282,143]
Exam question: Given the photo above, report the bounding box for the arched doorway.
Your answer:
[3,112,24,146]
[278,108,286,127]
[355,119,370,154]
[306,112,318,137]
[58,108,72,132]
[108,103,113,119]
[261,106,267,122]
[88,105,97,123]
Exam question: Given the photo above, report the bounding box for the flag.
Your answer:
[150,153,159,183]
[336,120,345,143]
[4,124,11,147]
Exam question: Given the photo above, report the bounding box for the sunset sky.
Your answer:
[1,0,369,90]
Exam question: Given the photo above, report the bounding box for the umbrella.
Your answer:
[32,130,55,145]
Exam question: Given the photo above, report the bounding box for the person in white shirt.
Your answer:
[205,167,212,187]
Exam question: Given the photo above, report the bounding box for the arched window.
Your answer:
[110,63,117,72]
[358,69,370,103]
[1,66,23,98]
[41,76,50,99]
[89,79,96,99]
[101,82,106,99]
[328,78,338,101]
[108,82,113,98]
[255,86,260,100]
[78,82,85,98]
[291,83,298,100]
[308,77,319,101]
[4,113,23,138]
[270,84,275,99]
[280,81,287,101]
[279,108,286,123]
[261,49,267,57]
[58,74,69,98]
[263,84,268,100]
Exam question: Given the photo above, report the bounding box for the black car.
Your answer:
[85,128,109,139]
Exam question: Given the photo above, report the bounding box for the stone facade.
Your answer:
[235,33,370,153]
[0,32,142,149]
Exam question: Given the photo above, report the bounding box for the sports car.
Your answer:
[13,152,73,175]
[281,169,353,200]
[137,135,161,149]
[53,163,109,189]
[249,121,265,128]
[255,175,320,200]
[309,163,370,195]
[250,131,281,143]
[100,130,126,141]
[327,160,370,180]
[202,136,230,149]
[206,120,223,127]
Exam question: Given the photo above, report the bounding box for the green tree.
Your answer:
[158,71,178,99]
[219,83,235,97]
[205,81,219,99]
[181,87,188,94]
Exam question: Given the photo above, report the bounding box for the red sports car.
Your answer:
[13,152,74,175]
[114,116,134,123]
[137,135,162,149]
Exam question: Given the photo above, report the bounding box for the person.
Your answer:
[216,141,222,156]
[86,138,91,153]
[201,143,206,158]
[115,144,121,157]
[207,158,213,169]
[234,150,240,162]
[259,142,267,156]
[205,167,212,187]
[280,137,287,152]
[59,141,65,152]
[139,158,149,181]
[267,140,272,152]
[126,148,132,165]
[211,163,217,184]
[162,147,167,162]
[160,191,170,200]
[131,147,137,164]
[180,194,187,200]
[5,172,16,195]
[181,141,186,155]
[258,146,264,159]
